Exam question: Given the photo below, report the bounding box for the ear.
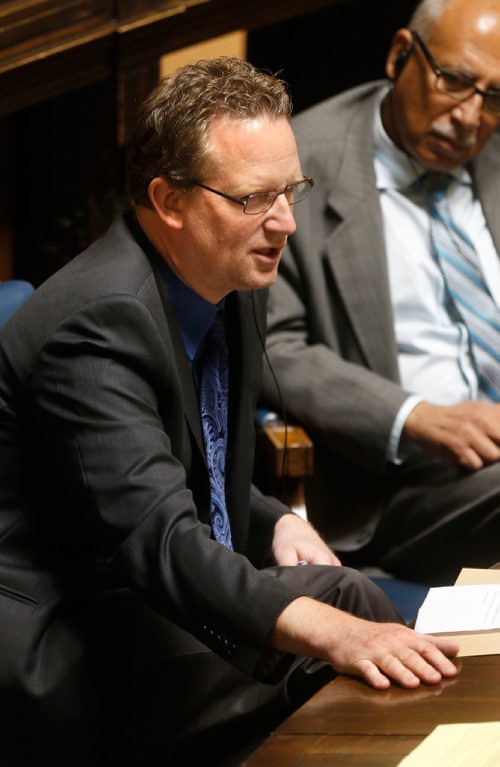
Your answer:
[386,29,414,82]
[147,176,185,230]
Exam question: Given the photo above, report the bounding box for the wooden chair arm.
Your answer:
[255,411,314,519]
[259,421,314,479]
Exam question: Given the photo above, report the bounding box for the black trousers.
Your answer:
[355,457,500,585]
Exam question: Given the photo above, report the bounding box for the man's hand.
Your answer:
[271,513,341,566]
[269,597,459,689]
[404,400,500,470]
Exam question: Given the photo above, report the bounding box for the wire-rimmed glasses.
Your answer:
[411,30,500,116]
[192,177,314,215]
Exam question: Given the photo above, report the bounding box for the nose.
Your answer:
[451,92,483,129]
[265,193,297,235]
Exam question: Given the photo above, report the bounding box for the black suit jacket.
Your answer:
[0,215,296,737]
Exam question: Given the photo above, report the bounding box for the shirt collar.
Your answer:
[373,86,472,191]
[157,258,221,363]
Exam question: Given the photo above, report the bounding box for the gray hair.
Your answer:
[409,0,453,39]
[127,56,292,207]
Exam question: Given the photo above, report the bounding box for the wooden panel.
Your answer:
[116,0,198,22]
[159,30,247,78]
[0,1,115,117]
[0,0,345,117]
[0,1,113,61]
[246,656,500,765]
[0,35,114,117]
[278,656,500,737]
[116,0,346,68]
[246,734,423,767]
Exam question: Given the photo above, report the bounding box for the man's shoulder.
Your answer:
[41,214,149,294]
[27,214,159,332]
[292,80,386,139]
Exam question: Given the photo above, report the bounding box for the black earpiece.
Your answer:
[393,47,411,78]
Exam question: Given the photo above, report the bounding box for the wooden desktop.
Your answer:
[245,655,500,766]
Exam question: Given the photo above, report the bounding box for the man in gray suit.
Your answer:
[263,0,500,585]
[0,58,457,766]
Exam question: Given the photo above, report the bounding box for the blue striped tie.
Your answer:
[426,173,500,401]
[198,310,233,549]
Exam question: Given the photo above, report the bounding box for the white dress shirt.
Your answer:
[372,90,500,460]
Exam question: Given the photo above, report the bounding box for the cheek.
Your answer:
[477,118,499,145]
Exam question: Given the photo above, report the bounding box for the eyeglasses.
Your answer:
[192,177,314,215]
[411,30,500,116]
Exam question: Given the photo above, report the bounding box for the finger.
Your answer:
[384,642,456,686]
[468,432,500,464]
[274,547,301,566]
[427,635,460,657]
[308,550,342,566]
[354,658,391,690]
[375,651,429,688]
[419,644,458,678]
[418,635,460,669]
[455,446,484,470]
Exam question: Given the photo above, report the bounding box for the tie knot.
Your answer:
[207,309,225,343]
[422,171,453,201]
[199,309,227,369]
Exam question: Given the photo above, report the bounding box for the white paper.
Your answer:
[415,584,500,634]
[397,722,500,766]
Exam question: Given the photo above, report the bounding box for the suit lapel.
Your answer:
[140,238,205,456]
[473,131,500,257]
[323,89,400,380]
[163,298,205,455]
[224,290,262,549]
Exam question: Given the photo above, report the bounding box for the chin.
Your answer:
[417,150,463,173]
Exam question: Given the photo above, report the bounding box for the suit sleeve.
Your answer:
[263,236,410,475]
[31,294,298,676]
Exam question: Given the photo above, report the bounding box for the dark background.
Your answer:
[248,0,418,113]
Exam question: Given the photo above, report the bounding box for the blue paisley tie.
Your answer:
[198,310,233,549]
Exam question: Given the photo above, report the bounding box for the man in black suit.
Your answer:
[0,57,457,766]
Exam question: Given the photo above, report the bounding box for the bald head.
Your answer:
[410,0,500,44]
[383,0,500,171]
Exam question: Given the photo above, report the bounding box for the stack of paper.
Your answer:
[414,567,500,656]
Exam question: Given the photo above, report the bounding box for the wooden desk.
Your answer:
[245,656,500,766]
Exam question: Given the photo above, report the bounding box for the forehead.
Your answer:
[206,115,300,184]
[428,2,500,76]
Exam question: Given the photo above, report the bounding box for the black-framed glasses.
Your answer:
[411,30,500,116]
[192,177,314,215]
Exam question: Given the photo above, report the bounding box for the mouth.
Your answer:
[430,124,477,154]
[253,246,284,260]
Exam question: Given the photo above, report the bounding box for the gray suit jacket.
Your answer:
[263,81,500,549]
[0,214,296,749]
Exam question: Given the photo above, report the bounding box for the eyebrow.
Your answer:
[440,61,500,90]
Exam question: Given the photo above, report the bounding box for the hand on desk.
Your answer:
[404,400,500,470]
[269,597,459,690]
[272,512,341,567]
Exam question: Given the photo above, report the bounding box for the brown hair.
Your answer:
[127,56,292,207]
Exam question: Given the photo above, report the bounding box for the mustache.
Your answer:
[431,121,478,148]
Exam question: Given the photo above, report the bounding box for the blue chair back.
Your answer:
[0,280,34,326]
[370,575,429,624]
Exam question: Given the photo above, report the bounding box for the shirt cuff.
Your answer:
[387,394,424,464]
